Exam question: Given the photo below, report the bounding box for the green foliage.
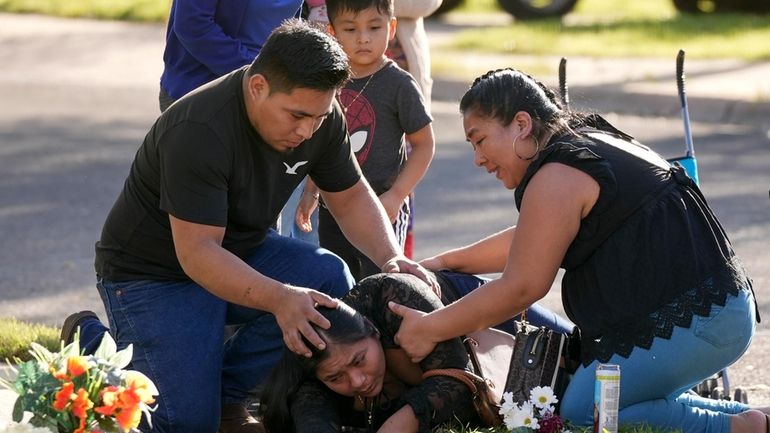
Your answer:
[0,0,171,21]
[0,317,61,362]
[441,0,770,60]
[1,333,158,432]
[10,359,63,429]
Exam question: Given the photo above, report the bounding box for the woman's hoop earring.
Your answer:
[513,135,540,161]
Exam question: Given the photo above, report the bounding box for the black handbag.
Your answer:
[422,316,571,427]
[505,318,570,406]
[422,272,578,426]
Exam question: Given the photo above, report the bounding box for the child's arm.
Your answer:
[295,178,320,233]
[379,124,435,222]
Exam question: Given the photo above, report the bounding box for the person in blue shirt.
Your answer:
[158,0,303,112]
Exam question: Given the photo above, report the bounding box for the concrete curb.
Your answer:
[433,77,770,126]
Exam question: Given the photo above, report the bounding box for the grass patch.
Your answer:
[440,0,770,60]
[0,317,60,362]
[448,0,500,14]
[0,0,170,21]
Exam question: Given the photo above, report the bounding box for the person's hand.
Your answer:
[382,255,440,297]
[273,286,338,357]
[388,301,437,363]
[419,255,448,271]
[295,191,319,233]
[378,191,403,223]
[307,4,328,24]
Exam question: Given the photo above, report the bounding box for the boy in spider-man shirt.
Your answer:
[297,0,435,281]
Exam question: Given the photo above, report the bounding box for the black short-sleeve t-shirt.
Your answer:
[95,67,361,281]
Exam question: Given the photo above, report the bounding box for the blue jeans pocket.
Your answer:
[692,290,753,349]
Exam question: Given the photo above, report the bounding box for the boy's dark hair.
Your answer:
[326,0,394,24]
[248,19,350,94]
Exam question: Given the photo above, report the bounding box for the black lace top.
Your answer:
[289,274,478,433]
[514,129,754,366]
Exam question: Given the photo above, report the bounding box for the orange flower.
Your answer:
[115,403,142,432]
[95,386,120,416]
[95,385,145,432]
[118,388,141,409]
[124,370,156,404]
[54,381,75,411]
[74,415,88,433]
[51,367,67,380]
[67,355,90,378]
[71,387,94,419]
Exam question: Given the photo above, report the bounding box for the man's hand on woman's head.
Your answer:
[388,301,437,363]
[382,256,441,297]
[273,285,338,358]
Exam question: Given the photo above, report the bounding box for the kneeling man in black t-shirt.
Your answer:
[64,19,437,433]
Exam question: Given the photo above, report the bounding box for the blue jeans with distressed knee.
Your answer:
[560,287,756,433]
[81,230,354,433]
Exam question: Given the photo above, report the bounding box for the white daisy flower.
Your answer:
[519,408,540,431]
[520,400,535,414]
[500,391,518,413]
[499,404,517,421]
[505,405,529,429]
[530,385,559,410]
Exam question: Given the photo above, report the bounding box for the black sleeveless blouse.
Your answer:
[514,129,754,365]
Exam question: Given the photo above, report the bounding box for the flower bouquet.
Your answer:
[499,386,572,433]
[1,333,157,433]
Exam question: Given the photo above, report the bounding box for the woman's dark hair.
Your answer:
[247,19,350,94]
[260,302,379,433]
[459,68,573,143]
[326,0,395,23]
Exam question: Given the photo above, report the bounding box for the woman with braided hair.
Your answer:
[259,271,575,433]
[389,68,769,433]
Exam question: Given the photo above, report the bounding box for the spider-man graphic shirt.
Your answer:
[337,60,432,195]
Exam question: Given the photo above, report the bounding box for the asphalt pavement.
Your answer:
[1,11,769,425]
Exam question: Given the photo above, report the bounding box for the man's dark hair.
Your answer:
[326,0,394,24]
[248,19,350,94]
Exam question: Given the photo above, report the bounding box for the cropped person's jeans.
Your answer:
[439,271,577,335]
[560,287,756,433]
[82,230,354,433]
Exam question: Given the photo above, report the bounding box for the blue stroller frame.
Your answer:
[556,51,748,403]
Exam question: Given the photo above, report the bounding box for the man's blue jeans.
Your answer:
[84,230,354,433]
[560,287,756,433]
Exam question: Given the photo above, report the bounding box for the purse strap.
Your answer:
[421,368,482,396]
